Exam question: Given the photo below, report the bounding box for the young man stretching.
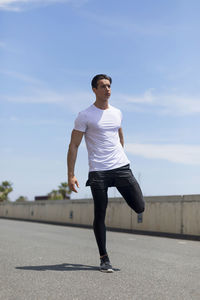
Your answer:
[67,74,145,273]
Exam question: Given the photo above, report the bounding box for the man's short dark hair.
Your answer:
[91,74,112,89]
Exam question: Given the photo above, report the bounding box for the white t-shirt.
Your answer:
[74,104,130,172]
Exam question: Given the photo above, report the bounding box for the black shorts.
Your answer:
[86,164,136,190]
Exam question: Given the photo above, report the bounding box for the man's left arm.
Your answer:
[118,127,124,147]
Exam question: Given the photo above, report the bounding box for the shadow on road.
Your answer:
[15,263,120,272]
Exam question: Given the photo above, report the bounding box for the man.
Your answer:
[67,74,145,273]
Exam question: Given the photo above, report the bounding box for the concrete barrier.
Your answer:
[0,195,200,239]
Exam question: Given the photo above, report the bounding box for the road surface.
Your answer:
[0,218,199,300]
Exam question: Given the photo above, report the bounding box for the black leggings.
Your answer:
[91,178,145,256]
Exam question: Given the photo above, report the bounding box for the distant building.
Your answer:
[34,195,70,201]
[34,196,49,201]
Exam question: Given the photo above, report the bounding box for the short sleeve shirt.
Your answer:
[74,104,129,172]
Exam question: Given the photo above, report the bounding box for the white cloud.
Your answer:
[2,69,200,115]
[2,89,92,113]
[80,11,184,38]
[2,86,200,116]
[0,69,92,111]
[3,89,66,103]
[0,0,88,11]
[0,0,28,11]
[113,90,200,115]
[113,89,155,104]
[160,94,200,115]
[0,41,6,48]
[125,143,200,165]
[0,70,44,85]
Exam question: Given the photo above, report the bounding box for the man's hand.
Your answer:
[68,176,79,193]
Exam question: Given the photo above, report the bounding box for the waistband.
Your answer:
[88,164,130,175]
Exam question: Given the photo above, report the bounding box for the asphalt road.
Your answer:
[0,218,199,300]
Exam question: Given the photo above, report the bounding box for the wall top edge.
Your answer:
[0,194,200,206]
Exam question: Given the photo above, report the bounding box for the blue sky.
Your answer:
[1,0,200,201]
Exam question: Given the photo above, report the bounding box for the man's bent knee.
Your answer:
[136,206,145,214]
[134,202,145,214]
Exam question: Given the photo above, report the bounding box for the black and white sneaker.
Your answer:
[100,256,114,273]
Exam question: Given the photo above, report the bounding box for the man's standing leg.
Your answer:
[91,186,114,272]
[91,186,108,256]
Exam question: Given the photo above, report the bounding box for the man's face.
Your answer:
[93,79,111,101]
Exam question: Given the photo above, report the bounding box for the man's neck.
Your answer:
[93,99,109,110]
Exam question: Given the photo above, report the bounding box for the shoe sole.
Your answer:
[100,268,114,273]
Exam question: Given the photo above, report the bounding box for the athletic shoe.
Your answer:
[100,256,114,273]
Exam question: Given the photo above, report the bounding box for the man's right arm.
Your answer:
[67,129,84,193]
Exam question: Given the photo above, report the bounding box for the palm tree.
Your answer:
[58,182,71,199]
[48,190,63,200]
[0,181,13,202]
[16,196,28,202]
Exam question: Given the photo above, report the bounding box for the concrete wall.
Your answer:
[0,195,200,238]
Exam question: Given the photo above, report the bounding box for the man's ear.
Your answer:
[92,87,97,94]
